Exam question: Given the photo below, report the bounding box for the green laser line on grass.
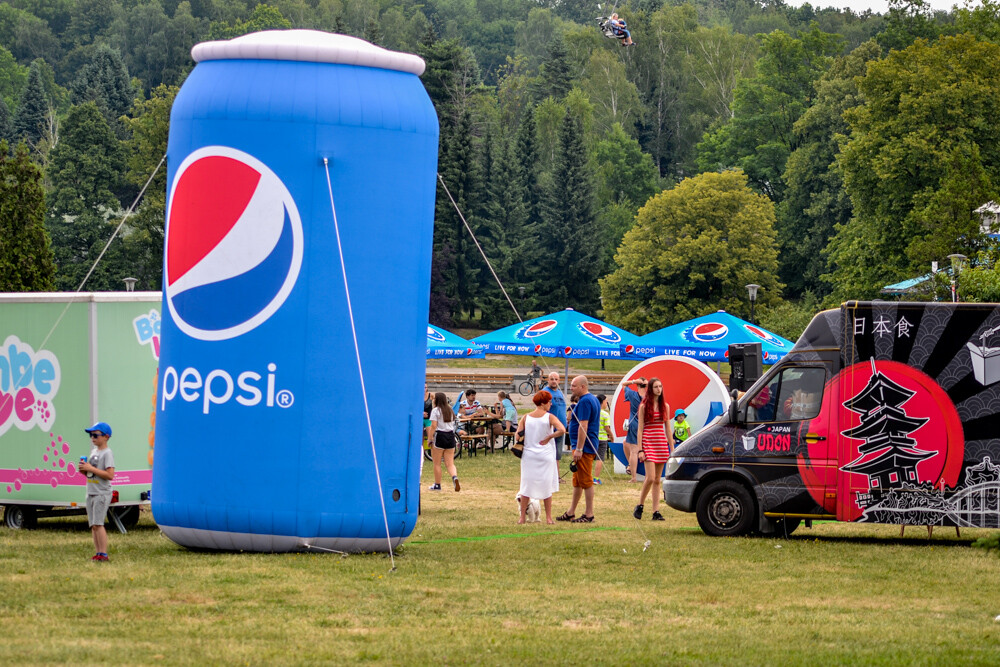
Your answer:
[407,526,630,544]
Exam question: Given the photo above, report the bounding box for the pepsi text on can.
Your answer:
[159,362,294,415]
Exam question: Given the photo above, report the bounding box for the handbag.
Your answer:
[512,430,525,458]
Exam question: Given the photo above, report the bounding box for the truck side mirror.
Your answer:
[729,388,741,425]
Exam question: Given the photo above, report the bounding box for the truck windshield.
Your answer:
[746,367,826,423]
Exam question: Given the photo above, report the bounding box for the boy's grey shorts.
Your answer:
[86,494,111,526]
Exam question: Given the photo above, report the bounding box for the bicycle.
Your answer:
[516,375,538,396]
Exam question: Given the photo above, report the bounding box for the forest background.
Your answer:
[3,0,1000,341]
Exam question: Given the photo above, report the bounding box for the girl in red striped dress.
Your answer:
[633,378,675,521]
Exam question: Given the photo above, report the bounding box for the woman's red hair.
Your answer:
[641,378,666,422]
[533,390,553,406]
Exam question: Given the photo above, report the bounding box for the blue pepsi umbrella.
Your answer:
[471,309,643,360]
[624,311,793,364]
[426,324,485,359]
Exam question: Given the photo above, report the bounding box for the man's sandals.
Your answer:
[556,512,594,523]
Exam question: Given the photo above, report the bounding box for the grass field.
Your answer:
[2,454,999,665]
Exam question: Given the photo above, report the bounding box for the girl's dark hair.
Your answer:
[596,394,607,404]
[434,392,454,422]
[641,378,666,423]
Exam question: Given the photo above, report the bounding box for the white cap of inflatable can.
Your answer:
[191,29,426,76]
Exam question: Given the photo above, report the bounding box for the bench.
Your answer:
[459,433,491,456]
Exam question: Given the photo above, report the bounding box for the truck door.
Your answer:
[739,365,837,516]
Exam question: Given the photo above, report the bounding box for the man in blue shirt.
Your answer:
[620,376,646,482]
[556,376,601,523]
[545,372,567,461]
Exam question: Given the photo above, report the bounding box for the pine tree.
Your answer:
[72,44,134,129]
[47,102,127,290]
[0,96,13,149]
[539,35,571,100]
[434,108,482,319]
[0,141,55,291]
[14,62,48,149]
[538,110,601,313]
[364,16,382,45]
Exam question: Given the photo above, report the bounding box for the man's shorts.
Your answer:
[86,493,111,526]
[572,453,596,489]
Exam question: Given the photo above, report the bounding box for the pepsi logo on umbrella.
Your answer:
[744,324,786,348]
[516,319,558,339]
[427,326,446,343]
[578,321,621,344]
[684,322,728,343]
[165,146,304,341]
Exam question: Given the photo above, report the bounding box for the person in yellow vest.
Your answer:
[673,408,692,443]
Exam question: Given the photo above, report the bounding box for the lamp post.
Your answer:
[745,284,760,324]
[123,277,138,292]
[947,254,967,302]
[518,286,525,316]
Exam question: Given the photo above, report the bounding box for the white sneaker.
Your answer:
[428,483,441,491]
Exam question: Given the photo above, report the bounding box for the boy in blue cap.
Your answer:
[673,409,692,444]
[78,422,115,561]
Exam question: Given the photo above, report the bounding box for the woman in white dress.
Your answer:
[516,390,566,524]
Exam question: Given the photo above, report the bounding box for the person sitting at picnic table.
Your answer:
[498,390,518,432]
[457,388,487,439]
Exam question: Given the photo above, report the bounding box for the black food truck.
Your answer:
[663,301,1000,537]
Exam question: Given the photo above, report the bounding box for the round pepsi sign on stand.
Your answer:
[153,31,438,552]
[608,356,731,478]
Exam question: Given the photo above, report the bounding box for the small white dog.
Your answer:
[516,494,541,523]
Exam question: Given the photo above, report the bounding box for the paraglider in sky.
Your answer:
[596,6,635,46]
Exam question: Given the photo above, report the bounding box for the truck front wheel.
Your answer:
[3,505,38,530]
[696,480,755,537]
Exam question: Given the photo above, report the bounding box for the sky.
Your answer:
[786,0,969,13]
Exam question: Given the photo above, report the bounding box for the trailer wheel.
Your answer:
[110,506,141,529]
[3,505,38,530]
[695,480,755,537]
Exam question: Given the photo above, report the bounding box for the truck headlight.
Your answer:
[666,456,684,477]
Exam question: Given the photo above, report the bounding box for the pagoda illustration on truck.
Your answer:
[840,359,934,508]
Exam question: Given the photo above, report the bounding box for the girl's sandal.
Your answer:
[571,515,594,523]
[555,512,575,522]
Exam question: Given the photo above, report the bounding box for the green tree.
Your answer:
[0,97,14,147]
[209,3,291,40]
[538,34,571,101]
[0,45,27,112]
[47,102,127,290]
[877,0,942,53]
[601,170,782,334]
[777,40,879,298]
[829,34,1000,298]
[119,84,178,290]
[72,44,134,129]
[537,109,601,313]
[580,48,644,138]
[14,61,48,151]
[697,26,842,202]
[0,141,55,290]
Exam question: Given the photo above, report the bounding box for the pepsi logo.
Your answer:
[578,321,621,344]
[165,147,303,341]
[427,326,446,343]
[744,324,786,348]
[685,322,729,343]
[465,348,475,356]
[534,344,542,353]
[625,344,635,354]
[564,346,573,355]
[517,319,558,340]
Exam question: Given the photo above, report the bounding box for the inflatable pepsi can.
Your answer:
[152,31,438,552]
